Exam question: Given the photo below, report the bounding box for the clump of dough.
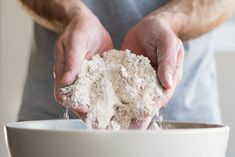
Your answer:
[61,49,163,130]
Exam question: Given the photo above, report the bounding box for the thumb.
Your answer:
[157,36,180,89]
[60,37,88,86]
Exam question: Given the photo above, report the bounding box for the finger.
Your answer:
[73,105,89,121]
[129,117,152,130]
[121,27,145,55]
[92,122,99,129]
[157,35,179,89]
[174,40,184,83]
[85,29,113,59]
[60,33,88,86]
[54,39,65,103]
[100,29,114,52]
[156,40,184,109]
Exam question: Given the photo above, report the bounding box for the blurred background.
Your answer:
[0,0,235,157]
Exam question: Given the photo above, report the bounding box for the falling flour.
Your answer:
[61,49,163,130]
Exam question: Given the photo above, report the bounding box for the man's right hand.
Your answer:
[54,2,113,120]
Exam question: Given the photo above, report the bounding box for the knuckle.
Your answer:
[55,38,64,52]
[55,38,62,47]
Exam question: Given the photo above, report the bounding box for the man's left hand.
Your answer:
[122,14,184,129]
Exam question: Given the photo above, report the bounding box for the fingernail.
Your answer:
[77,105,89,113]
[166,71,173,88]
[60,71,75,86]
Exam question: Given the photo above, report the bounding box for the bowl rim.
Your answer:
[4,119,230,134]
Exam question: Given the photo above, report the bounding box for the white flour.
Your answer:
[61,49,163,130]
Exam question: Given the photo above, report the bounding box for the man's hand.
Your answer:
[19,0,113,121]
[122,14,184,130]
[54,3,113,119]
[122,0,235,130]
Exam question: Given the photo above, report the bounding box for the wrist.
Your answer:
[54,0,92,25]
[147,12,188,39]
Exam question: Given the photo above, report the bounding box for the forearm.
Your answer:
[19,0,87,32]
[151,0,235,40]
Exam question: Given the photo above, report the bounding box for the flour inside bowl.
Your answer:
[61,49,163,130]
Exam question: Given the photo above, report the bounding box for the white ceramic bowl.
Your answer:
[4,120,229,157]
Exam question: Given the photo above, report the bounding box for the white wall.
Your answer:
[216,53,235,157]
[0,1,235,157]
[0,0,32,156]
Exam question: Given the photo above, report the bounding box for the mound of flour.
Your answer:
[61,49,163,130]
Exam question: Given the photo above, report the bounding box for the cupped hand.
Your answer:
[54,4,113,120]
[122,14,184,130]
